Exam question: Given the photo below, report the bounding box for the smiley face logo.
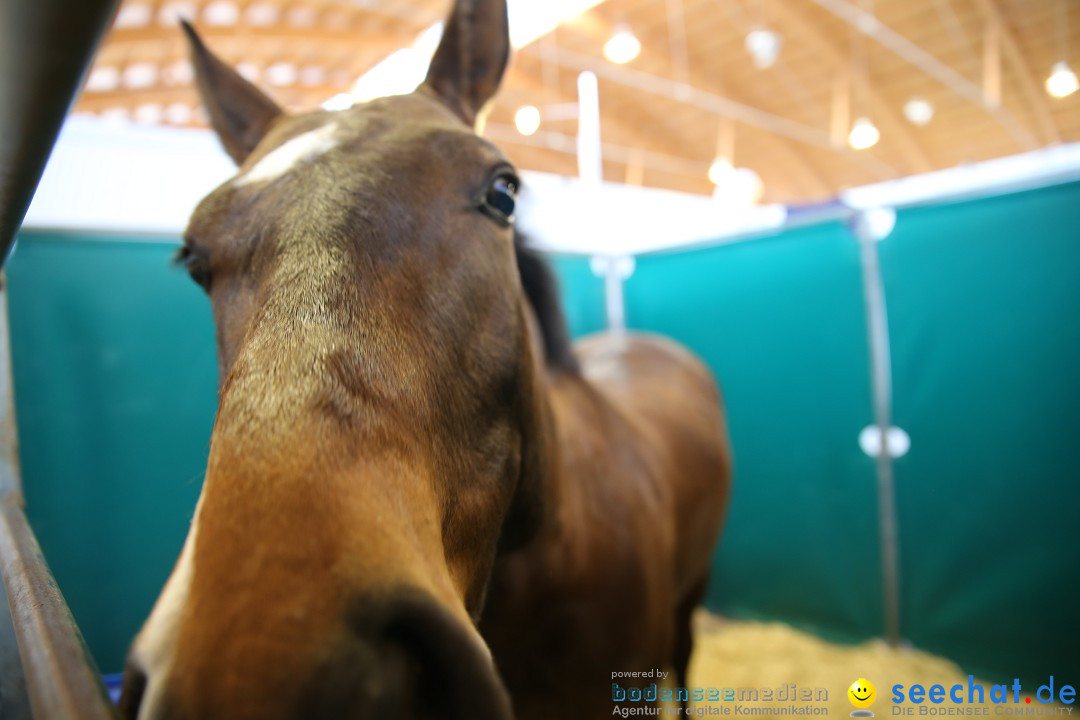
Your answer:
[848,678,877,709]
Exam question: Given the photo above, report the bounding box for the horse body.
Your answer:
[481,332,731,718]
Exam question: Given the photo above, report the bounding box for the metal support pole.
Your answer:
[852,208,901,647]
[590,255,636,333]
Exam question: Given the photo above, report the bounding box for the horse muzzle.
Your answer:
[119,587,514,720]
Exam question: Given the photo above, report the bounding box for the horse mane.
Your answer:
[514,231,580,374]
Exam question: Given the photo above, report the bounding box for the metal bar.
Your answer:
[0,0,121,264]
[0,564,31,720]
[0,278,20,498]
[590,256,635,332]
[603,262,627,332]
[576,71,603,185]
[0,498,116,720]
[983,17,1001,107]
[852,213,901,647]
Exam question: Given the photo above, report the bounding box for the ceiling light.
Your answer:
[1046,61,1079,98]
[134,103,164,124]
[162,60,194,86]
[300,66,327,87]
[165,102,193,124]
[85,66,119,92]
[265,62,298,86]
[736,167,764,204]
[848,117,880,150]
[236,62,260,82]
[286,6,316,27]
[903,98,934,126]
[711,164,763,206]
[123,63,158,89]
[114,3,152,28]
[514,105,541,136]
[157,2,197,26]
[245,4,278,26]
[745,28,781,69]
[204,1,238,26]
[707,157,734,185]
[604,29,641,65]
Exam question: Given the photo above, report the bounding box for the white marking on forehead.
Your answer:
[235,121,340,186]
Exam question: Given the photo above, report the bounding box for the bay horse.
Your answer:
[120,0,730,717]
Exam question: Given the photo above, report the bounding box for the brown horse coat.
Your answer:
[120,0,731,716]
[482,327,731,719]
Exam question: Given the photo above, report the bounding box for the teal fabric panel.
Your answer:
[6,232,216,674]
[545,254,607,337]
[622,224,880,642]
[882,182,1080,682]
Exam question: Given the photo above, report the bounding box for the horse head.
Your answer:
[120,0,551,716]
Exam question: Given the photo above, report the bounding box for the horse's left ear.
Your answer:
[181,20,283,164]
[422,0,510,127]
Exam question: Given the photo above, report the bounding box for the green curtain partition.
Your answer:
[881,182,1080,683]
[6,235,217,673]
[618,223,882,642]
[6,181,1080,681]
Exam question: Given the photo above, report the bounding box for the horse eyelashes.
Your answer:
[174,244,213,290]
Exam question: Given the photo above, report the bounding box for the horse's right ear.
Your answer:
[181,20,283,164]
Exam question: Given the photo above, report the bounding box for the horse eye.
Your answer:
[175,245,212,291]
[480,174,518,225]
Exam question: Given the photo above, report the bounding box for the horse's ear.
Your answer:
[422,0,510,127]
[181,20,283,164]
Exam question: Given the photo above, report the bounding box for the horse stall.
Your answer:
[2,0,1079,717]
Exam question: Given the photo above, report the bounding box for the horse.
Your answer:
[119,0,731,716]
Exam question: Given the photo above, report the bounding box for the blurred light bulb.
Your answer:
[903,97,934,126]
[265,62,297,86]
[745,28,781,69]
[707,157,734,185]
[123,63,158,89]
[848,117,880,150]
[735,167,764,204]
[604,29,641,64]
[134,103,164,124]
[165,102,193,124]
[1046,61,1079,98]
[514,105,541,136]
[204,0,238,25]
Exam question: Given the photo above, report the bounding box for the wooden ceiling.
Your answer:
[75,0,1080,205]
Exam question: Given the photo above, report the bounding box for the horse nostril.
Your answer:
[374,594,512,720]
[118,662,148,720]
[306,590,512,720]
